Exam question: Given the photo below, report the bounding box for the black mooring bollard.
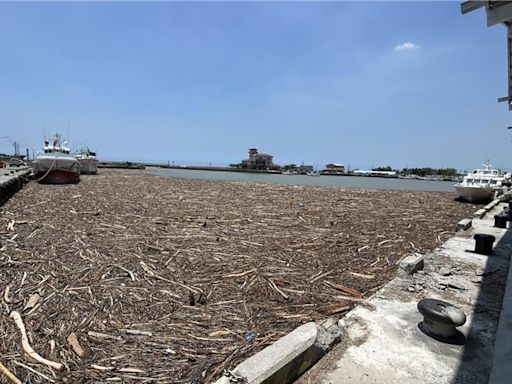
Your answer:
[474,234,496,255]
[417,298,466,338]
[495,215,507,228]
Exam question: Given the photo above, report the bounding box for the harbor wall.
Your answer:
[0,167,31,206]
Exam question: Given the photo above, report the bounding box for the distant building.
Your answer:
[297,165,314,174]
[241,148,277,170]
[322,163,346,175]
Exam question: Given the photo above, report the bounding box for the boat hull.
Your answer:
[35,169,80,184]
[455,185,494,203]
[33,156,81,184]
[78,157,98,175]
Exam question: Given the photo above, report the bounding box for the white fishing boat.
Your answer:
[454,162,511,203]
[33,134,80,184]
[76,147,98,175]
[306,170,320,177]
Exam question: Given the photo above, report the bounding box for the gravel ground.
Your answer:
[0,170,479,383]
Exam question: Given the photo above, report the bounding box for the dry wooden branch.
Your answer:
[222,268,256,278]
[87,331,122,341]
[309,270,334,283]
[348,271,375,280]
[266,278,289,300]
[0,361,22,384]
[357,245,370,253]
[9,311,64,370]
[90,364,115,371]
[117,265,136,281]
[13,361,55,383]
[324,281,364,298]
[119,329,152,337]
[119,367,146,373]
[19,272,27,288]
[3,285,12,303]
[318,304,351,315]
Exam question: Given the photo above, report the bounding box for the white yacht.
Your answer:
[33,134,81,184]
[76,147,98,175]
[455,162,511,203]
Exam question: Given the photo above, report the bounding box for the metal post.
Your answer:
[508,25,512,110]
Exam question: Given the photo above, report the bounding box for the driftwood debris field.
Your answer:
[0,171,478,383]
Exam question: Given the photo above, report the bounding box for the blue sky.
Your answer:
[0,1,510,171]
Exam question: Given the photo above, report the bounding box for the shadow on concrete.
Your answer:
[417,323,467,346]
[452,227,512,384]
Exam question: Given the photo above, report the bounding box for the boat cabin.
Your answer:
[43,135,71,155]
[465,177,501,186]
[473,169,499,176]
[463,167,506,187]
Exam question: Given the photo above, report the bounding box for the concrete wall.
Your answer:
[0,168,30,206]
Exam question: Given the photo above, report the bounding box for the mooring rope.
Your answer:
[31,157,57,183]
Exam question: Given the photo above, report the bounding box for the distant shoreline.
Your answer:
[99,162,458,181]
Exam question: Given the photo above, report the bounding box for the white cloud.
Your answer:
[394,42,420,51]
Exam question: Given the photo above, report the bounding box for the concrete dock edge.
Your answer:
[213,319,340,384]
[0,167,31,206]
[474,208,487,219]
[457,218,472,231]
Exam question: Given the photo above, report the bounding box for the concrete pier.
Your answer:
[297,202,512,384]
[0,166,31,206]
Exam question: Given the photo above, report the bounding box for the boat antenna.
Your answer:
[42,114,46,141]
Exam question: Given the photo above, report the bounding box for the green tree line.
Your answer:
[371,166,458,176]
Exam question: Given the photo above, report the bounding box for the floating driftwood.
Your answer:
[0,170,479,382]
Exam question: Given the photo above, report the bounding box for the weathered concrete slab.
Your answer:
[297,203,512,384]
[214,320,341,384]
[236,322,317,384]
[484,200,499,211]
[473,208,487,219]
[399,253,424,275]
[457,218,472,231]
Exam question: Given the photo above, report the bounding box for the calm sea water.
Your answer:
[145,167,456,193]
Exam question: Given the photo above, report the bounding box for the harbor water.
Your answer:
[145,167,456,193]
